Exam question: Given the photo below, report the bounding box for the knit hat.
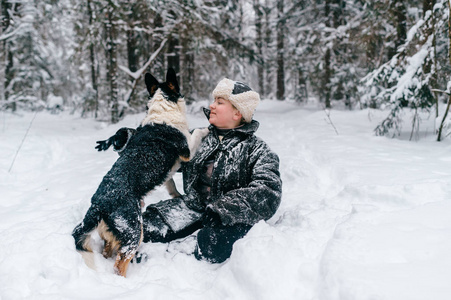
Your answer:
[212,78,260,123]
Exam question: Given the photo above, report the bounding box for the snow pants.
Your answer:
[142,206,251,263]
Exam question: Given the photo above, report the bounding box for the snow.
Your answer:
[1,101,451,300]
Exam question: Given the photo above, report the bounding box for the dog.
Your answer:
[72,68,208,277]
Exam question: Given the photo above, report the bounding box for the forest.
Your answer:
[0,0,450,139]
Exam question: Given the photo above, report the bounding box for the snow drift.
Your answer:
[1,100,451,300]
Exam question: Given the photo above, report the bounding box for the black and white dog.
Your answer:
[72,68,208,277]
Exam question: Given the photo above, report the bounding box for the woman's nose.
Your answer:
[210,102,215,109]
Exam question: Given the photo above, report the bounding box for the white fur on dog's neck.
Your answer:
[141,90,190,137]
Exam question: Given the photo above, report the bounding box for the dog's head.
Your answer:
[145,68,182,104]
[141,68,187,127]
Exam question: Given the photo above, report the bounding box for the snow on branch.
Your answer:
[390,36,433,103]
[118,38,168,80]
[360,0,448,138]
[431,89,451,96]
[119,38,168,109]
[0,23,28,41]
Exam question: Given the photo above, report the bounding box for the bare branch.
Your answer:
[120,38,168,106]
[431,89,451,95]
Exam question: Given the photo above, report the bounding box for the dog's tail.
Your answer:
[79,251,97,271]
[72,206,101,251]
[72,206,101,270]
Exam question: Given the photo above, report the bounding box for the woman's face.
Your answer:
[209,97,242,129]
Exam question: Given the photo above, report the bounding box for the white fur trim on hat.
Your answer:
[212,78,260,123]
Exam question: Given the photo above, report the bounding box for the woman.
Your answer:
[141,78,282,263]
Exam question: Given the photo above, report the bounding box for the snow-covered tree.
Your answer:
[361,0,448,139]
[0,0,449,134]
[284,0,369,106]
[0,0,74,111]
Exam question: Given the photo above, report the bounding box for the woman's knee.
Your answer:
[195,224,251,263]
[142,208,172,243]
[142,207,202,243]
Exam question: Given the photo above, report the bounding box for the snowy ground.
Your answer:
[1,100,451,300]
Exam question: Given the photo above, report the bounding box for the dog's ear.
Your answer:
[166,68,180,94]
[145,73,159,97]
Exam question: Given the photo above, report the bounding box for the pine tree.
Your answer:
[0,0,75,112]
[1,0,14,104]
[105,2,119,124]
[3,1,52,110]
[1,0,448,134]
[361,0,448,139]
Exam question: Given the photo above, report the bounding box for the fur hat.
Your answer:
[212,78,260,123]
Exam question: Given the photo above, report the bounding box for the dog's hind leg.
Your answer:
[72,205,102,270]
[103,240,114,259]
[72,205,101,252]
[114,251,135,277]
[98,220,120,258]
[109,209,143,277]
[113,225,143,277]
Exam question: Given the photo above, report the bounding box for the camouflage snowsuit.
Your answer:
[142,116,282,263]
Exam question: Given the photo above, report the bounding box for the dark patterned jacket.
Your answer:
[150,116,282,232]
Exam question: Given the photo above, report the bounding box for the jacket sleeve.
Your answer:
[208,141,282,226]
[148,197,203,233]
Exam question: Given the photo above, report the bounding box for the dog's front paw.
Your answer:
[188,128,209,160]
[194,128,209,139]
[95,139,112,151]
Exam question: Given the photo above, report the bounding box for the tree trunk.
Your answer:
[181,30,194,103]
[323,0,332,108]
[422,0,438,117]
[437,94,451,141]
[276,0,285,100]
[324,48,331,108]
[254,0,264,96]
[297,67,307,102]
[106,8,119,124]
[151,12,164,75]
[449,0,451,64]
[395,1,407,49]
[332,0,346,28]
[126,1,139,74]
[388,0,407,59]
[436,1,451,141]
[87,0,98,117]
[1,0,13,102]
[264,0,272,98]
[167,34,180,76]
[127,28,138,73]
